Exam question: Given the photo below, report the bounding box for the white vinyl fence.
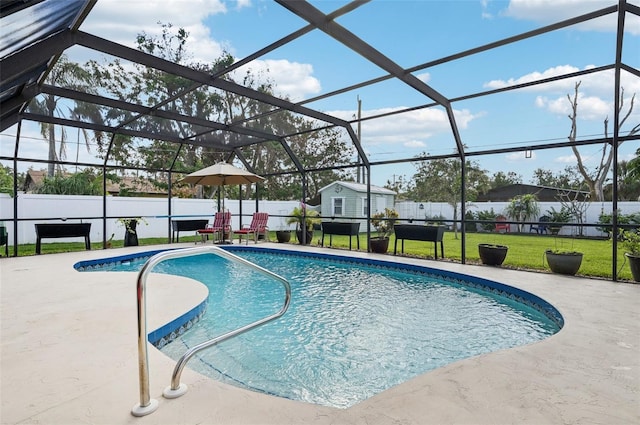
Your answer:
[0,193,301,245]
[0,193,638,245]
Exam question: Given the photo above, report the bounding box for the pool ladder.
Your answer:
[131,246,291,417]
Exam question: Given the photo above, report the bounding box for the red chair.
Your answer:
[495,215,510,233]
[197,211,231,243]
[234,212,269,244]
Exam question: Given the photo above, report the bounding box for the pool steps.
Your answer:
[129,246,291,417]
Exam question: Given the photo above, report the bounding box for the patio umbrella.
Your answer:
[180,162,265,236]
[180,162,265,187]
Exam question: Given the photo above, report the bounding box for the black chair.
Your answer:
[530,216,551,234]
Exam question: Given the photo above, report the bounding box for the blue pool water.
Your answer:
[79,247,562,408]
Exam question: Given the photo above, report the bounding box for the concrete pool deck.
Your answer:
[1,242,639,424]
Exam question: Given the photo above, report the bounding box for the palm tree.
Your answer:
[505,194,540,233]
[28,54,103,177]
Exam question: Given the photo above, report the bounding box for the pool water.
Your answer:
[96,249,561,408]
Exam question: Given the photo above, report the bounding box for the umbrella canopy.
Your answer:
[180,162,265,186]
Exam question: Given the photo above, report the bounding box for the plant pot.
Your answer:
[296,230,313,245]
[276,230,291,243]
[545,250,583,275]
[123,220,139,247]
[478,244,508,266]
[625,253,640,283]
[370,237,390,254]
[124,230,138,247]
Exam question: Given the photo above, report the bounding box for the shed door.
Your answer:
[375,196,386,214]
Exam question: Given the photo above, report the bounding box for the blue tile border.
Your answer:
[148,300,208,348]
[74,245,564,345]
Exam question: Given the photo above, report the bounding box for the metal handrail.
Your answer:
[131,246,291,417]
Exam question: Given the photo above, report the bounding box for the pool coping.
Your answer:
[1,242,639,424]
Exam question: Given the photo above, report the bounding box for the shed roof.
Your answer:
[477,184,590,202]
[319,181,396,196]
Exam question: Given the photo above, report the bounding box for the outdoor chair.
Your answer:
[234,212,269,244]
[530,215,551,234]
[495,215,510,233]
[197,211,231,243]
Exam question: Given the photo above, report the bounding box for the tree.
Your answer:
[385,174,409,196]
[505,194,540,233]
[627,148,640,181]
[0,166,14,196]
[490,171,522,189]
[28,54,103,177]
[531,165,585,190]
[612,155,640,201]
[33,170,103,195]
[91,23,353,201]
[567,81,640,201]
[408,155,490,238]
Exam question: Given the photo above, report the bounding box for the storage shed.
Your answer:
[318,181,396,225]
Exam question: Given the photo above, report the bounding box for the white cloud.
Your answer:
[484,65,584,91]
[503,0,638,35]
[535,93,610,119]
[327,106,482,150]
[486,65,640,124]
[80,0,229,63]
[555,154,577,163]
[506,151,537,161]
[77,1,322,101]
[235,60,322,101]
[404,140,426,148]
[415,72,431,84]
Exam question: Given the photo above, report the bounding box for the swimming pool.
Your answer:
[77,246,563,408]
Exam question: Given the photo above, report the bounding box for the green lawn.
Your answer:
[275,230,634,281]
[6,231,634,281]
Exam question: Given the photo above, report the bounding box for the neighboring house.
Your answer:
[106,176,167,197]
[23,170,168,197]
[318,181,396,226]
[23,170,51,192]
[477,184,590,202]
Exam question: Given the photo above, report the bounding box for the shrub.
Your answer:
[476,208,498,232]
[597,211,640,236]
[620,230,640,255]
[371,208,399,238]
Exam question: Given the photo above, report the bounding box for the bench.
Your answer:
[171,219,210,243]
[35,223,92,255]
[393,224,445,259]
[321,221,360,250]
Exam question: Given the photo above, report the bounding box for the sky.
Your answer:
[2,0,640,188]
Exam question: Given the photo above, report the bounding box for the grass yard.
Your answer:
[5,230,635,281]
[277,230,634,282]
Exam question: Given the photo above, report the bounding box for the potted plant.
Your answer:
[275,228,292,243]
[544,228,583,275]
[546,206,571,235]
[478,243,508,266]
[370,208,399,254]
[620,230,640,282]
[543,207,584,275]
[117,217,147,247]
[545,250,583,275]
[286,205,320,245]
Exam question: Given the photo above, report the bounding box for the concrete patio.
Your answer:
[1,243,638,424]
